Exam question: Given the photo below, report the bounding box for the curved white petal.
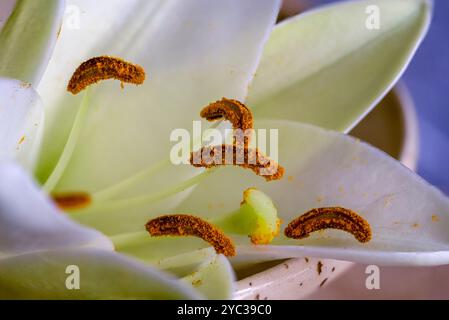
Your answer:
[178,120,449,266]
[246,0,431,133]
[117,244,235,299]
[0,0,65,85]
[0,78,44,171]
[156,248,218,276]
[0,248,201,299]
[36,0,281,194]
[182,255,236,300]
[0,161,112,258]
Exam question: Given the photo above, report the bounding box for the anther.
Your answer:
[201,98,254,147]
[146,214,236,257]
[52,192,92,211]
[67,56,145,95]
[190,144,284,181]
[201,98,253,131]
[284,207,372,243]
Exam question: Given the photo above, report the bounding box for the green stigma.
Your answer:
[212,188,281,245]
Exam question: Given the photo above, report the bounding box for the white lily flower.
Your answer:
[1,0,448,299]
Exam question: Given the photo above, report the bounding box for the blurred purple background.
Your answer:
[307,0,449,194]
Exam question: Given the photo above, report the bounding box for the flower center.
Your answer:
[45,55,284,222]
[110,188,283,252]
[191,98,284,181]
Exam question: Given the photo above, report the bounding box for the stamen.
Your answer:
[201,98,254,132]
[146,215,236,257]
[76,169,215,214]
[90,123,220,202]
[43,89,91,192]
[201,98,254,147]
[53,192,92,210]
[190,144,284,181]
[67,56,146,95]
[284,207,372,243]
[92,159,171,201]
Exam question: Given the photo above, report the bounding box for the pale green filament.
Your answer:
[91,122,222,202]
[92,158,172,201]
[43,89,91,192]
[111,230,151,249]
[112,235,216,277]
[79,168,217,214]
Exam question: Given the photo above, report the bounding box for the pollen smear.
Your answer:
[67,56,146,95]
[201,98,254,147]
[285,207,372,243]
[146,214,236,257]
[52,192,92,211]
[190,144,284,181]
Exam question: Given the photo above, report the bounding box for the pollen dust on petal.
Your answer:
[432,214,440,222]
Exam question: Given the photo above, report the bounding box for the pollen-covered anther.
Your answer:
[284,207,372,243]
[67,56,146,95]
[190,144,284,182]
[146,214,236,257]
[52,192,92,211]
[201,98,254,147]
[201,98,254,131]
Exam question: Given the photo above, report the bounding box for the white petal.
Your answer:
[0,248,201,299]
[36,0,281,193]
[0,78,43,171]
[246,0,431,132]
[121,246,236,299]
[178,120,449,266]
[36,0,147,177]
[0,0,65,85]
[119,243,235,299]
[182,255,236,300]
[0,161,112,258]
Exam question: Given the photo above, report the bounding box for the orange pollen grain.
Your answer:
[146,214,236,257]
[190,144,284,182]
[52,192,92,211]
[284,207,372,243]
[67,56,146,95]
